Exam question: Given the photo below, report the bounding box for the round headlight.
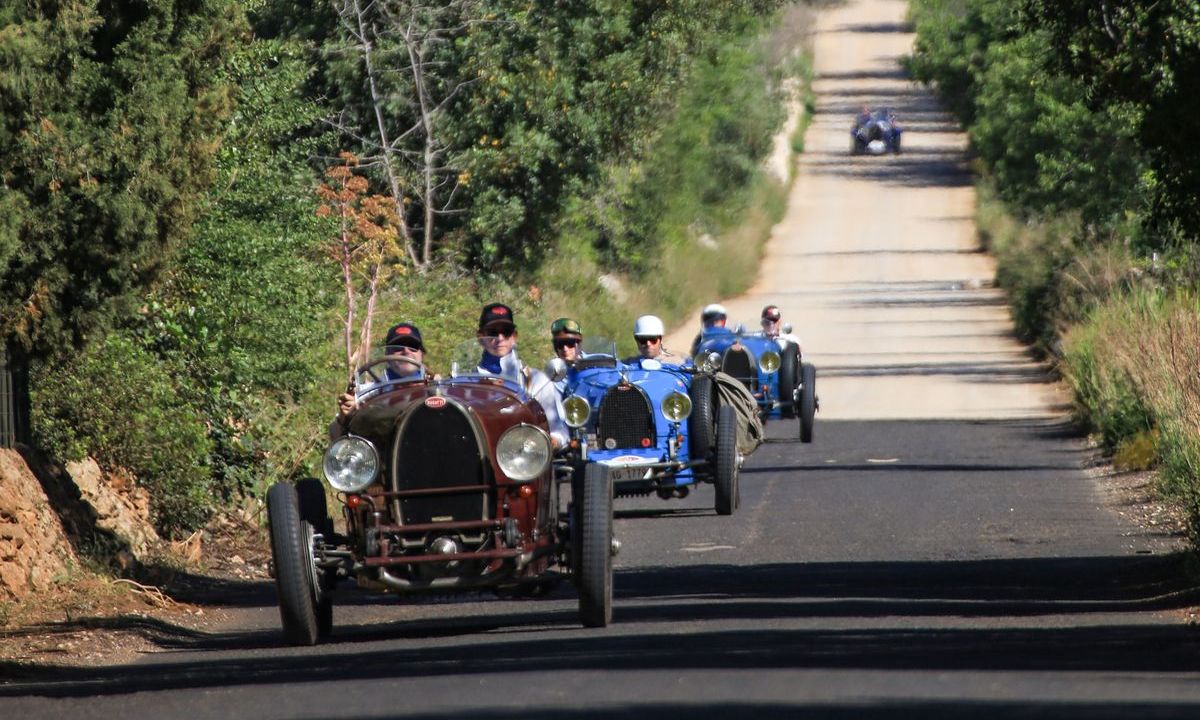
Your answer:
[563,395,591,428]
[661,391,692,422]
[759,350,781,374]
[323,436,379,493]
[496,425,551,482]
[697,352,721,373]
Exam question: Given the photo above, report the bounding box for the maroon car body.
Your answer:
[266,354,613,646]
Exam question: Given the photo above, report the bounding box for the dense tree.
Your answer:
[267,0,781,270]
[909,0,1147,228]
[30,35,340,529]
[0,0,243,441]
[1021,0,1200,241]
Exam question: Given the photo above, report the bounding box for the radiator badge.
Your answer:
[425,396,447,409]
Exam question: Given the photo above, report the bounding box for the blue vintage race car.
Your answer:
[694,326,817,442]
[553,338,741,516]
[851,107,902,155]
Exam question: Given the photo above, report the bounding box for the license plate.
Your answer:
[605,465,652,483]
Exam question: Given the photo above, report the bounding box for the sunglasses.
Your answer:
[387,342,422,353]
[635,336,661,345]
[482,327,516,338]
[553,338,580,349]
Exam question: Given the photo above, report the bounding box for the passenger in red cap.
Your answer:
[475,302,568,448]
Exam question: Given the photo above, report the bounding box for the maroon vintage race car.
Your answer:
[266,346,614,645]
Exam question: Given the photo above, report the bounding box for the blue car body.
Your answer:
[851,107,902,155]
[560,346,705,497]
[694,328,789,418]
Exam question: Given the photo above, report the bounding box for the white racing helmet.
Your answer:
[701,303,727,322]
[633,314,665,337]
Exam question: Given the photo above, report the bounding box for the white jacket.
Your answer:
[477,349,569,448]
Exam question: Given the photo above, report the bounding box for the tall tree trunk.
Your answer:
[2,342,31,447]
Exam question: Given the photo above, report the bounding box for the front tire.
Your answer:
[688,375,716,459]
[778,343,800,419]
[267,482,321,646]
[714,405,740,515]
[577,464,614,627]
[800,363,817,443]
[294,478,334,637]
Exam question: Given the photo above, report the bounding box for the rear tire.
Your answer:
[577,464,613,627]
[267,483,321,646]
[688,375,716,459]
[714,405,740,515]
[800,363,817,443]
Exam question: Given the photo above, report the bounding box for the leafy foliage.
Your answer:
[908,0,1144,226]
[30,34,338,532]
[31,335,214,535]
[1022,0,1200,240]
[0,0,244,355]
[268,0,783,269]
[22,0,799,537]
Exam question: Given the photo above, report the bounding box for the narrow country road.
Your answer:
[666,0,1064,421]
[4,1,1200,718]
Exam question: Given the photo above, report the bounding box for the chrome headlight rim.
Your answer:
[496,424,552,482]
[661,391,693,422]
[759,349,781,374]
[563,394,591,429]
[696,351,721,374]
[322,435,380,493]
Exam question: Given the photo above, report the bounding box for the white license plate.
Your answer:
[606,465,652,483]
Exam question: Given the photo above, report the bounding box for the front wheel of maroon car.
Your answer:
[267,482,322,646]
[577,463,614,628]
[714,405,740,516]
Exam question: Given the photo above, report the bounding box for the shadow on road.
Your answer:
[4,551,1199,698]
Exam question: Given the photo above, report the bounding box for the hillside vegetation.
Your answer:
[908,0,1200,539]
[4,0,813,538]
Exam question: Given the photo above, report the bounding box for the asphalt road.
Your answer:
[5,0,1200,717]
[2,420,1198,718]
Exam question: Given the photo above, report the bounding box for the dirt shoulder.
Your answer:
[0,512,272,669]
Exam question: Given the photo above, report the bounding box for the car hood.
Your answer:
[345,377,545,447]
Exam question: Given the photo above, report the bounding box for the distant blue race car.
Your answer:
[554,338,741,516]
[694,326,816,442]
[851,107,902,155]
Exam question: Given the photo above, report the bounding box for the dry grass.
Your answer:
[1068,289,1200,536]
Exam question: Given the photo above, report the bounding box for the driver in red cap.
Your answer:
[335,321,428,428]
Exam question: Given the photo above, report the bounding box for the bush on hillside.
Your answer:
[31,336,214,535]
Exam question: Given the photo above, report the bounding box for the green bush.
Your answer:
[31,336,214,535]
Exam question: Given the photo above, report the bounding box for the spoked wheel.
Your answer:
[778,343,800,419]
[267,482,326,646]
[576,463,614,628]
[714,405,740,516]
[294,478,334,637]
[800,362,817,443]
[688,374,716,459]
